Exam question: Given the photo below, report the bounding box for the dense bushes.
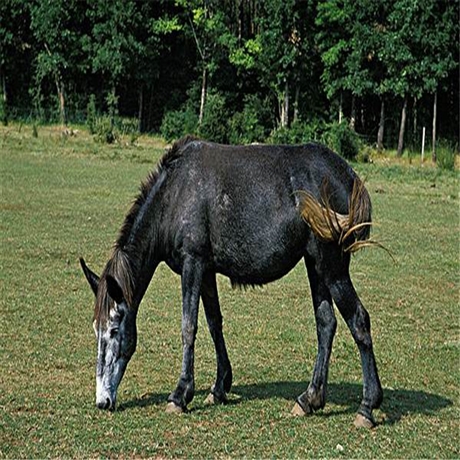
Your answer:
[321,122,361,160]
[160,97,362,160]
[436,141,457,171]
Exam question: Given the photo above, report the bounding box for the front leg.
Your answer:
[167,257,204,413]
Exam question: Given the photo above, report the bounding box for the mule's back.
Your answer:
[158,139,367,286]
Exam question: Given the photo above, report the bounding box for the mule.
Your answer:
[80,136,383,428]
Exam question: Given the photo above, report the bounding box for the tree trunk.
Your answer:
[138,84,144,133]
[432,90,437,163]
[280,79,289,128]
[338,92,343,124]
[55,76,66,127]
[350,94,356,131]
[293,83,300,123]
[198,66,207,127]
[1,70,7,126]
[397,96,408,157]
[44,44,66,126]
[377,98,385,151]
[238,0,243,42]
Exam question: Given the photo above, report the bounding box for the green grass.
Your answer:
[1,125,459,458]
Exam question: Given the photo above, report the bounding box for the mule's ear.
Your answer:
[80,258,100,297]
[106,275,125,305]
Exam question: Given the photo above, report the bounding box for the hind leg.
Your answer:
[325,255,383,427]
[293,256,337,416]
[201,272,232,404]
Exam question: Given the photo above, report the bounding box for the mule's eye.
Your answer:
[109,327,119,338]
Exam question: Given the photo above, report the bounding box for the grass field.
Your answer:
[1,125,459,458]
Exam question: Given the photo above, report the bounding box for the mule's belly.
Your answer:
[214,251,304,287]
[210,214,308,286]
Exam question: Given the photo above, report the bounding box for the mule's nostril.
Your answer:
[97,398,111,410]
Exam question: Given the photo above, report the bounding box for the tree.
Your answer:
[316,0,352,124]
[254,0,307,128]
[0,0,34,124]
[317,0,389,137]
[379,0,457,157]
[85,0,144,124]
[409,0,458,161]
[29,0,88,126]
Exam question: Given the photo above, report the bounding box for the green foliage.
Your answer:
[160,107,198,143]
[322,122,361,160]
[228,95,271,144]
[269,119,326,145]
[1,0,459,146]
[229,38,262,70]
[87,0,143,86]
[90,90,120,144]
[94,116,117,144]
[356,145,376,164]
[198,91,229,143]
[86,94,97,135]
[436,141,457,171]
[119,118,140,145]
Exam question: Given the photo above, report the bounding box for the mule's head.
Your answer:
[80,258,137,411]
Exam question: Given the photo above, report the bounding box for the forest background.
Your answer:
[1,0,458,159]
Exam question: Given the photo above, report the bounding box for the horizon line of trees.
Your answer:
[1,0,458,159]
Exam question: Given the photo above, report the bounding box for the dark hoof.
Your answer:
[354,413,376,429]
[165,402,185,414]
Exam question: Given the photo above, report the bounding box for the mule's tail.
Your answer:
[299,178,378,253]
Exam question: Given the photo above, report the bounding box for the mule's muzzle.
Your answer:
[96,394,115,411]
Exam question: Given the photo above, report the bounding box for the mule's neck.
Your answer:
[115,166,170,309]
[120,243,159,310]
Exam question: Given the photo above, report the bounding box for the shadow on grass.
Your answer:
[119,381,452,425]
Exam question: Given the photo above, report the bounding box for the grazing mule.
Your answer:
[80,136,383,428]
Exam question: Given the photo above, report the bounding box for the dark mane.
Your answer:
[94,135,199,325]
[116,135,199,250]
[94,248,134,326]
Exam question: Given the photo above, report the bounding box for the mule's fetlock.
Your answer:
[223,367,233,394]
[204,383,227,405]
[306,384,326,411]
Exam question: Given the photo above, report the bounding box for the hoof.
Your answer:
[291,401,307,417]
[204,392,227,406]
[354,413,376,429]
[204,393,216,405]
[165,402,184,414]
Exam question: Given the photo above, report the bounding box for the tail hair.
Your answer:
[299,178,382,253]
